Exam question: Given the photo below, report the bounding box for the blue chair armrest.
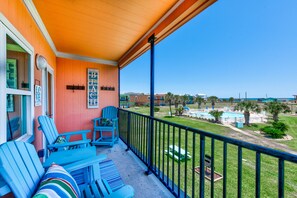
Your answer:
[48,140,91,149]
[59,130,91,141]
[93,118,103,127]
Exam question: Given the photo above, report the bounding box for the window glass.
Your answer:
[6,94,29,141]
[6,35,30,90]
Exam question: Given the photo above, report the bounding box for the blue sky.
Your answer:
[120,0,297,98]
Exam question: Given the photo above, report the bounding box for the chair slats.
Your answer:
[0,142,44,198]
[38,116,59,144]
[38,115,91,152]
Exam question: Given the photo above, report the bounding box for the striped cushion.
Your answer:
[33,164,80,198]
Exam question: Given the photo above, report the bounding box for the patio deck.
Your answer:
[96,140,174,198]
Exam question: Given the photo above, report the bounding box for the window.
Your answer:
[0,17,34,144]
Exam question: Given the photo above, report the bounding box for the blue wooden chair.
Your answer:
[38,115,91,152]
[93,106,119,146]
[0,141,134,198]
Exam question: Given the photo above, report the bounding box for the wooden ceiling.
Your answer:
[32,0,216,67]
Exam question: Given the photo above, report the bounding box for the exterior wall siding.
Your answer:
[56,58,118,140]
[1,0,56,151]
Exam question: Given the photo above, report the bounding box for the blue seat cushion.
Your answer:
[33,164,80,198]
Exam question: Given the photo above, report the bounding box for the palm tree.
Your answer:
[165,92,174,117]
[235,101,261,126]
[229,97,234,105]
[209,110,224,123]
[181,94,189,107]
[264,101,290,122]
[195,95,204,109]
[208,96,218,110]
[173,95,181,115]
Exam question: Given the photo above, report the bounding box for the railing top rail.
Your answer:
[119,108,297,163]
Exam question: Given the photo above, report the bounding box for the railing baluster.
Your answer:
[184,129,188,198]
[158,120,161,177]
[143,116,145,161]
[223,142,227,198]
[255,152,261,198]
[211,138,215,198]
[178,128,181,197]
[172,126,175,192]
[126,112,131,151]
[167,124,170,186]
[162,122,165,180]
[238,146,242,198]
[278,159,284,198]
[155,120,157,172]
[199,135,205,198]
[192,132,196,198]
[137,115,140,157]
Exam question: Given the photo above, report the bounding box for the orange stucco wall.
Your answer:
[56,58,118,140]
[1,0,56,151]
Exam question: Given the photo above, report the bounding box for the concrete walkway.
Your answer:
[223,123,297,155]
[96,141,174,198]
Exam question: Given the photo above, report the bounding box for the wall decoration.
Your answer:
[35,85,42,106]
[6,59,17,89]
[87,69,99,108]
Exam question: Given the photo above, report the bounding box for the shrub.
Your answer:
[154,107,160,112]
[261,126,285,138]
[272,121,288,132]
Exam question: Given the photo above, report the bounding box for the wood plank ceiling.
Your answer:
[32,0,216,67]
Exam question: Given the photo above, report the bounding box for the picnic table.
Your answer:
[165,145,191,161]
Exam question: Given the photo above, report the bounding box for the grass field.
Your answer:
[120,105,297,197]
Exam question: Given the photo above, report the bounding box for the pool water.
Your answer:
[192,111,244,119]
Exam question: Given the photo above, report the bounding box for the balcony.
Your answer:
[117,109,297,197]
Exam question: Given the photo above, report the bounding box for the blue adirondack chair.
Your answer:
[93,106,119,146]
[38,115,91,152]
[0,141,134,198]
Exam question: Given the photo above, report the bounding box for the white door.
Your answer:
[42,66,54,159]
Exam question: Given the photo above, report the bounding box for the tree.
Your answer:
[235,101,261,126]
[264,101,290,122]
[195,95,204,109]
[165,92,174,117]
[209,110,224,123]
[229,97,234,105]
[181,94,189,107]
[208,96,218,110]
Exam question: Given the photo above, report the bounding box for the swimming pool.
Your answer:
[189,111,244,123]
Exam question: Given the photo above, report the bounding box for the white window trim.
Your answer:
[0,14,34,144]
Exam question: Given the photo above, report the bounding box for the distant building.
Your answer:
[128,93,166,106]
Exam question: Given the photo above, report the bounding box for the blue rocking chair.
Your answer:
[38,115,91,152]
[93,106,119,146]
[0,141,134,198]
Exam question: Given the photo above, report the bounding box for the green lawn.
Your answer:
[120,107,297,197]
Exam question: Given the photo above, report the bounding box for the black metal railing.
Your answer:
[118,109,297,198]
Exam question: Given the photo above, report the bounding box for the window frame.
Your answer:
[0,14,34,144]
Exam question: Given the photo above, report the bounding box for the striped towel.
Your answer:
[99,159,125,192]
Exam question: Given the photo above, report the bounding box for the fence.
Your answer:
[118,109,297,197]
